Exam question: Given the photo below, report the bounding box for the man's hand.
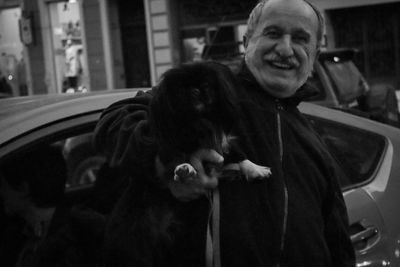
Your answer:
[166,149,224,201]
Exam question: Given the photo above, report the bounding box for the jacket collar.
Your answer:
[236,60,318,106]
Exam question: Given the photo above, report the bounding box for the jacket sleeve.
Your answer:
[94,88,159,181]
[323,163,356,267]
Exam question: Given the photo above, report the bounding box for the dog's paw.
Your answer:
[239,159,272,181]
[174,163,197,182]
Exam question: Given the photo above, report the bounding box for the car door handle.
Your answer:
[351,226,378,244]
[350,221,379,252]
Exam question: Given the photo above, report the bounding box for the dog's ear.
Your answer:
[205,62,240,126]
[149,81,175,140]
[149,66,201,151]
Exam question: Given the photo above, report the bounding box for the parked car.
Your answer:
[0,90,400,266]
[307,48,400,128]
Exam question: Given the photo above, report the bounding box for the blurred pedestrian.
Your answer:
[64,38,82,93]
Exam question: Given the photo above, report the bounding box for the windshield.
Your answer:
[323,60,368,103]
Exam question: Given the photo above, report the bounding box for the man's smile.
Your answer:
[262,55,299,71]
[267,60,295,70]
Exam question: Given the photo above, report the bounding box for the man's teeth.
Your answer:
[270,61,293,69]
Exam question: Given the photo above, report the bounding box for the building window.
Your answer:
[177,0,258,71]
[329,3,400,88]
[179,0,256,25]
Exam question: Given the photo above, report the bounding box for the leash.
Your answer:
[206,188,221,267]
[205,163,240,267]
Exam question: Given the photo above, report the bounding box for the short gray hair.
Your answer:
[244,0,325,48]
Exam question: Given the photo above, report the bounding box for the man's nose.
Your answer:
[275,35,294,57]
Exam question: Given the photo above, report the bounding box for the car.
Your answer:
[300,102,400,267]
[0,90,400,266]
[0,90,137,188]
[306,48,400,128]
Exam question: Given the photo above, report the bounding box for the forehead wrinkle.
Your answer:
[259,0,319,37]
[257,21,315,45]
[262,24,312,36]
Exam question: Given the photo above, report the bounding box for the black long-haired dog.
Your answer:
[103,62,271,267]
[150,61,271,182]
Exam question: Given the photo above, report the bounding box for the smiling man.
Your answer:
[244,0,321,98]
[94,0,355,266]
[226,0,355,266]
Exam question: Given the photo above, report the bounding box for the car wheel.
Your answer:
[69,156,106,186]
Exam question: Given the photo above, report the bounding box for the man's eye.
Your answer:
[266,31,280,39]
[293,34,309,43]
[190,88,201,98]
[263,29,280,39]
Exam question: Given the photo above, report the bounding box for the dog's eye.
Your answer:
[191,88,201,98]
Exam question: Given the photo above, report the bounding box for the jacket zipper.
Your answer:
[276,100,288,267]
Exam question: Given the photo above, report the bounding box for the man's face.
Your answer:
[244,0,320,98]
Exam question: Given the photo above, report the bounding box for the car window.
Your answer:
[307,115,386,189]
[1,132,104,189]
[322,60,364,103]
[62,133,106,188]
[0,132,124,267]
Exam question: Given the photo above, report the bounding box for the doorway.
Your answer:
[117,0,150,87]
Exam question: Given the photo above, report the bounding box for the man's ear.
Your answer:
[242,35,248,49]
[311,47,321,74]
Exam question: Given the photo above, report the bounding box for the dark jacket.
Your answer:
[94,64,355,267]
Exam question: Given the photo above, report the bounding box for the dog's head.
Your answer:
[150,61,239,155]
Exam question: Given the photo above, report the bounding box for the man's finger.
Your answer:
[197,174,218,189]
[190,148,223,190]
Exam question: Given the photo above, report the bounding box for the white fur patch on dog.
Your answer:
[174,163,197,182]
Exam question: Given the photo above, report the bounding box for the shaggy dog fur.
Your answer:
[150,61,270,182]
[103,61,270,267]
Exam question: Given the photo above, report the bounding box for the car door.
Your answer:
[306,114,393,267]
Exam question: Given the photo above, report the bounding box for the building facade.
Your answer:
[0,0,399,96]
